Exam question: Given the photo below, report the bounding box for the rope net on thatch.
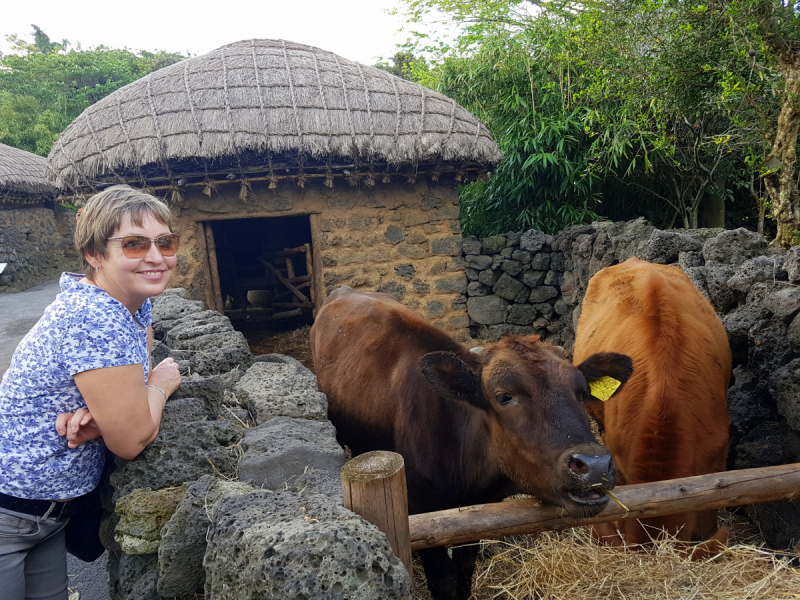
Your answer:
[47,39,503,194]
[0,143,58,204]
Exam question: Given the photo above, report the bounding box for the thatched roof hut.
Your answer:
[0,143,57,204]
[47,39,502,195]
[45,39,502,338]
[0,143,75,291]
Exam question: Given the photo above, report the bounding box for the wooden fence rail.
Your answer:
[408,463,800,551]
[343,457,800,565]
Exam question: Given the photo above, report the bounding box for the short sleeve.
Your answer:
[136,298,153,328]
[60,303,145,376]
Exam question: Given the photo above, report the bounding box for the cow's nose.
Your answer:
[568,453,616,489]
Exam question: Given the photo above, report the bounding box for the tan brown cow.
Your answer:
[573,257,731,555]
[311,286,633,600]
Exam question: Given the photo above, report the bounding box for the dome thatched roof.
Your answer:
[0,143,58,203]
[47,39,502,193]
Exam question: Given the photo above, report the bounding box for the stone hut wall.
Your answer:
[170,179,469,337]
[0,203,79,292]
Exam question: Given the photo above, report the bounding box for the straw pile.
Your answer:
[0,142,58,204]
[47,39,503,193]
[412,511,800,600]
[239,323,315,371]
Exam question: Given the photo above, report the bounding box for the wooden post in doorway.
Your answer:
[204,223,224,313]
[195,222,216,312]
[341,451,412,577]
[303,243,316,310]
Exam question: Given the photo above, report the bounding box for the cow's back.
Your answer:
[573,258,730,543]
[310,286,462,456]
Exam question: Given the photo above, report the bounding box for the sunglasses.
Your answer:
[107,234,181,258]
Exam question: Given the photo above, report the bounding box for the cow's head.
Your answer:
[420,335,632,516]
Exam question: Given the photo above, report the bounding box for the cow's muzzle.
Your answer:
[562,446,616,506]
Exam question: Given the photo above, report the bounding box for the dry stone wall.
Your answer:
[105,288,411,600]
[0,204,79,291]
[170,178,470,337]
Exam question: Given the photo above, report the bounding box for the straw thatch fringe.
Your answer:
[0,143,58,203]
[46,39,502,191]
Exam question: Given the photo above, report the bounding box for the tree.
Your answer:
[374,51,429,81]
[734,1,800,246]
[0,26,186,155]
[396,0,796,237]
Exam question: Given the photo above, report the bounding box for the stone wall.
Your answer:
[105,289,411,600]
[0,204,79,292]
[465,219,800,548]
[170,178,469,337]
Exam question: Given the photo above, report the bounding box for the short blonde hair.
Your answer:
[75,185,174,279]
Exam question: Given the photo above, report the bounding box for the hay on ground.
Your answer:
[243,323,315,372]
[413,511,800,600]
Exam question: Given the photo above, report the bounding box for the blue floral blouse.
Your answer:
[0,273,151,500]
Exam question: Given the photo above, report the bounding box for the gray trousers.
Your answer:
[0,506,69,600]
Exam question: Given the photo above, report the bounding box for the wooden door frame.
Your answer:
[195,213,323,316]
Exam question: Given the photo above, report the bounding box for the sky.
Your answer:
[0,0,418,65]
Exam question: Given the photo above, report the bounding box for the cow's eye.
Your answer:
[496,392,515,405]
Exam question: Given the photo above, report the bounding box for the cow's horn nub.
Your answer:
[470,346,485,355]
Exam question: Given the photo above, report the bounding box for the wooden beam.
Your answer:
[235,275,310,289]
[181,209,320,222]
[308,213,326,315]
[263,245,308,257]
[204,223,224,313]
[304,242,316,311]
[408,463,800,551]
[194,222,216,312]
[260,260,309,304]
[271,301,313,309]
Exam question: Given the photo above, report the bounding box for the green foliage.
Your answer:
[373,51,429,82]
[395,0,797,235]
[0,26,186,155]
[434,28,605,234]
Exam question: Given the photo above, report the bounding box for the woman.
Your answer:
[0,185,182,600]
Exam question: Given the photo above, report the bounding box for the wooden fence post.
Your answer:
[341,451,413,577]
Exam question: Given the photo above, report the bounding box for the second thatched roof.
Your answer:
[0,143,58,203]
[47,39,503,192]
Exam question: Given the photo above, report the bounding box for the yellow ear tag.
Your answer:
[589,376,622,402]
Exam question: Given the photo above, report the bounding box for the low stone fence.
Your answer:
[104,289,411,600]
[463,219,800,548]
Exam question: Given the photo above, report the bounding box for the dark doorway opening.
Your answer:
[209,215,315,330]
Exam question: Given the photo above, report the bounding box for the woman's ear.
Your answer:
[83,251,102,273]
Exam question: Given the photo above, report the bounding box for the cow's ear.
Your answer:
[420,351,482,405]
[576,352,633,401]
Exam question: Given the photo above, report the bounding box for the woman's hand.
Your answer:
[55,408,102,449]
[72,358,181,460]
[148,357,181,397]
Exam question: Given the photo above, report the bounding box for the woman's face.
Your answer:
[89,211,177,313]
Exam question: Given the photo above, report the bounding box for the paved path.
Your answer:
[0,279,111,600]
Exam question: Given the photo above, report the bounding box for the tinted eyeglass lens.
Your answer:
[156,235,180,256]
[120,237,151,258]
[118,235,180,258]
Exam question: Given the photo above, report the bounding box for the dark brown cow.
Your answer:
[573,258,731,555]
[310,286,633,600]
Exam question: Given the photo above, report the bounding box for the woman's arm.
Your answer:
[72,357,180,459]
